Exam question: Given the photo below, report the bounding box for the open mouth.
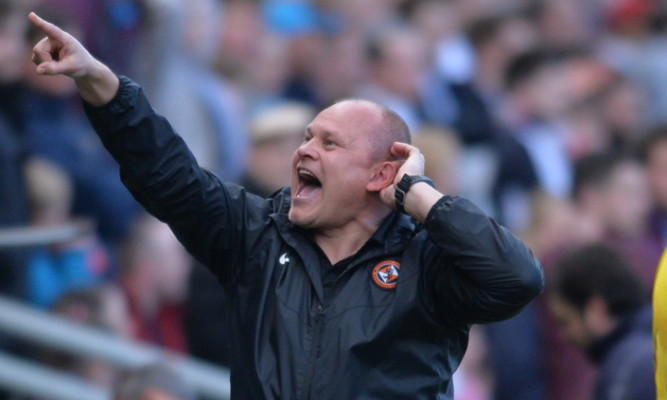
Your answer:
[295,168,322,198]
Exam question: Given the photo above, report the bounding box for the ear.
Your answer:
[367,161,398,192]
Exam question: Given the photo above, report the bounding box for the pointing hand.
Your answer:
[28,12,119,106]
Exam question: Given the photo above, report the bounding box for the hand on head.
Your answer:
[379,142,426,209]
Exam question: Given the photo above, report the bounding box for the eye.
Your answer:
[324,139,336,147]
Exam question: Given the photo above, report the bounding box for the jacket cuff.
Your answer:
[82,75,136,119]
[423,195,458,229]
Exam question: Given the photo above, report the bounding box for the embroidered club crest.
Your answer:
[372,260,401,289]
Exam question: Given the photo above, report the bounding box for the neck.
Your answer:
[314,207,391,265]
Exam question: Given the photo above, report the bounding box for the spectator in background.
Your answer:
[41,285,130,391]
[640,124,667,248]
[502,49,573,201]
[357,23,429,131]
[120,215,192,352]
[214,0,264,83]
[466,11,539,113]
[654,249,667,399]
[530,194,599,400]
[263,1,364,109]
[536,0,596,48]
[597,0,667,125]
[242,33,292,113]
[267,0,329,107]
[24,158,110,308]
[599,74,647,151]
[408,0,497,146]
[520,191,599,267]
[412,125,462,197]
[23,5,141,243]
[562,94,612,162]
[0,0,30,299]
[558,49,616,161]
[452,325,493,400]
[241,101,316,197]
[572,151,662,288]
[132,0,248,182]
[309,31,367,109]
[547,243,655,400]
[113,363,195,400]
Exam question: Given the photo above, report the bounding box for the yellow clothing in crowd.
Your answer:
[655,249,667,399]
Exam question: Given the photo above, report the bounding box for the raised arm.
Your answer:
[379,142,544,327]
[28,12,118,106]
[27,12,266,287]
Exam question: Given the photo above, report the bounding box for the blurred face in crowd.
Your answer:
[539,0,592,46]
[151,223,191,304]
[374,29,428,101]
[548,294,597,349]
[251,133,304,194]
[600,161,652,238]
[251,34,290,95]
[602,79,645,137]
[314,32,366,104]
[646,139,667,210]
[410,0,461,46]
[0,12,27,83]
[129,219,192,306]
[289,101,390,231]
[527,63,571,119]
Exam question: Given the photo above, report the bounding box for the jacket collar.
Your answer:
[269,187,417,252]
[268,187,418,300]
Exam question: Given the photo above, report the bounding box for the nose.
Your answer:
[296,139,319,160]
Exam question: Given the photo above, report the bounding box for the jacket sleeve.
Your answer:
[83,76,265,287]
[420,196,544,327]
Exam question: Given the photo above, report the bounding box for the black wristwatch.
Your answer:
[394,174,435,213]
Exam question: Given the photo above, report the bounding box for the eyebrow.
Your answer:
[305,126,342,141]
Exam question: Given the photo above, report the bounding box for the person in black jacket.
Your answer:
[28,12,544,400]
[547,243,655,400]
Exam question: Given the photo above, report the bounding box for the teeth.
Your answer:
[298,169,317,181]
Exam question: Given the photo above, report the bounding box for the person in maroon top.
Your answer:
[120,214,192,352]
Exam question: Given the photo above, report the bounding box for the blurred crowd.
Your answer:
[1,0,667,399]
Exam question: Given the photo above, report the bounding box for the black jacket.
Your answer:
[84,77,544,400]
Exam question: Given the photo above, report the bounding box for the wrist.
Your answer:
[394,174,435,214]
[75,61,119,107]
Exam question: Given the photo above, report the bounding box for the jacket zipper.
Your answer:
[300,303,324,400]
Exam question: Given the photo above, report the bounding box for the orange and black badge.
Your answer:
[372,260,401,290]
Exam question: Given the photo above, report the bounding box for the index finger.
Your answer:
[390,142,417,160]
[28,12,67,42]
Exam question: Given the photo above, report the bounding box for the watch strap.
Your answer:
[394,174,435,213]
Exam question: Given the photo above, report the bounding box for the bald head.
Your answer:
[332,99,411,161]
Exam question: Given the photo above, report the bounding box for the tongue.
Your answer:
[296,181,321,198]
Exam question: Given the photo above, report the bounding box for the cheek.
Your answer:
[291,151,299,168]
[290,152,300,182]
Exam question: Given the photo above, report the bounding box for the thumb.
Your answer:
[36,61,65,75]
